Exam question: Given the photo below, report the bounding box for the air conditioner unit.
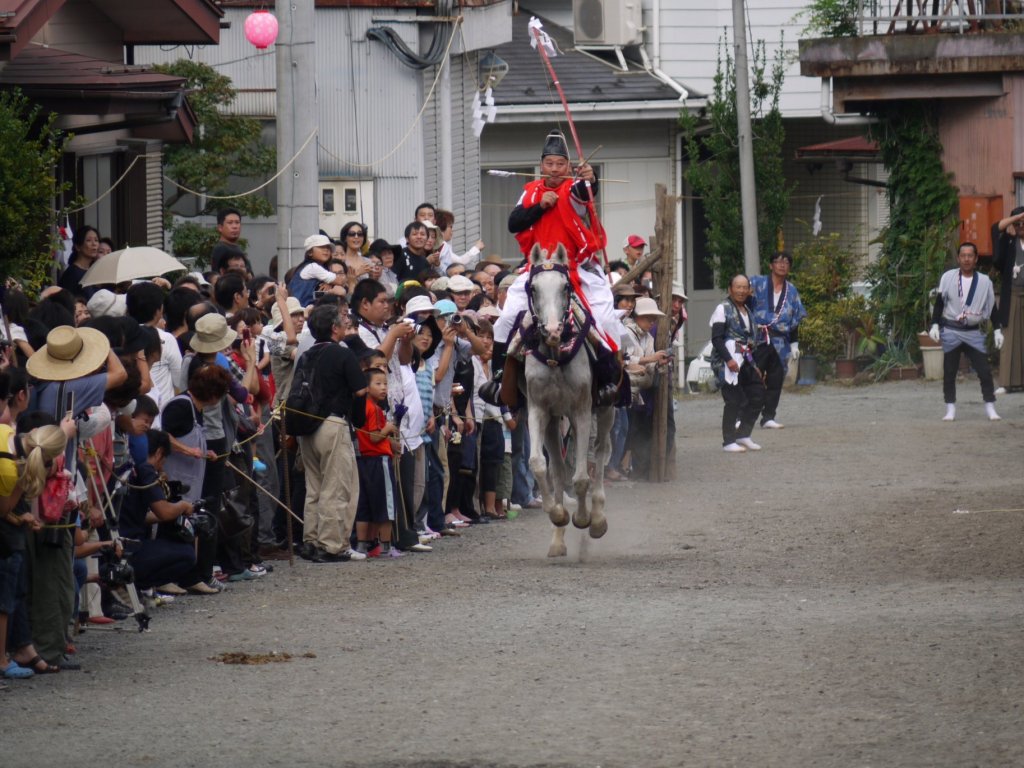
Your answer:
[572,0,643,47]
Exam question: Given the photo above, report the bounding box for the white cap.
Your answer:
[404,295,439,317]
[447,274,475,292]
[304,234,332,250]
[634,297,665,317]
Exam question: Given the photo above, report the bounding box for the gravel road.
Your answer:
[4,379,1022,768]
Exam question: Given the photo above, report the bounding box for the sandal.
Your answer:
[15,655,59,674]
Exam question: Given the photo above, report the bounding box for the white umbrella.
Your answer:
[79,246,187,287]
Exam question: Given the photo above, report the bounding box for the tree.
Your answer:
[680,38,792,288]
[866,104,959,347]
[0,90,74,292]
[152,60,276,263]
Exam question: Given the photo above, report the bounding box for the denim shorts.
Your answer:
[0,551,25,614]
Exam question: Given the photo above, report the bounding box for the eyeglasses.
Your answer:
[347,231,365,238]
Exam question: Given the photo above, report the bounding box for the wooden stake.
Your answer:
[648,184,677,483]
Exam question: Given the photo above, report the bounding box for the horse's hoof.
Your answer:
[547,543,568,558]
[589,517,608,539]
[572,509,591,529]
[548,506,569,527]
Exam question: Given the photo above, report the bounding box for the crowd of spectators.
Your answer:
[0,206,683,681]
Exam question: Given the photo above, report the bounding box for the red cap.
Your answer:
[624,235,647,249]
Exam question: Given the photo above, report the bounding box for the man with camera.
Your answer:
[118,429,198,592]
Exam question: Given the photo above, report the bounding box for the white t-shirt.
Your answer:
[149,327,182,419]
[399,365,424,451]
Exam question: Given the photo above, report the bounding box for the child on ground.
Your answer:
[354,368,400,557]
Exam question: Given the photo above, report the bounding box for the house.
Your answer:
[482,0,887,354]
[800,8,1024,257]
[135,0,513,274]
[0,0,224,249]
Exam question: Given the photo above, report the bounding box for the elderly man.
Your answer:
[928,242,1002,421]
[622,234,647,268]
[749,251,806,429]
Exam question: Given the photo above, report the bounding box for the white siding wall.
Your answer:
[656,0,822,117]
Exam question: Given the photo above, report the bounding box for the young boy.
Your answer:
[354,368,400,557]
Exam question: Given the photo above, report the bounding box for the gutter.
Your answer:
[821,77,877,125]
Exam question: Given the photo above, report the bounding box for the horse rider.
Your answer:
[482,129,625,407]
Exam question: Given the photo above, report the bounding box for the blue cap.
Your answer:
[433,299,457,316]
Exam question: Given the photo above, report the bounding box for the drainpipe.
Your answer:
[647,0,688,100]
[821,77,877,125]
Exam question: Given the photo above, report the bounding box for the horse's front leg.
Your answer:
[587,406,613,539]
[528,404,565,527]
[570,403,593,530]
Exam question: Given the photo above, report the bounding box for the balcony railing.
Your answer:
[855,0,1024,35]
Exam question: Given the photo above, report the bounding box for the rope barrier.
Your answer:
[162,129,318,201]
[63,155,144,214]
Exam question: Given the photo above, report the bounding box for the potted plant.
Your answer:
[834,295,871,379]
[869,338,920,381]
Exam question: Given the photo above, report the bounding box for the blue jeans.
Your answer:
[607,407,629,471]
[510,414,537,505]
[419,440,446,533]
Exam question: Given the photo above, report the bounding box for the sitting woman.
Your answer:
[1,421,71,678]
[118,429,197,593]
[709,274,766,454]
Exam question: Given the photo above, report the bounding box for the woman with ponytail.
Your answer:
[1,422,69,678]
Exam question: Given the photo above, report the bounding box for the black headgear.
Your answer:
[541,129,570,159]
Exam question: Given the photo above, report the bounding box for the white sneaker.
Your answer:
[943,404,956,421]
[762,419,784,429]
[736,437,762,450]
[723,442,747,453]
[995,387,1007,395]
[343,548,368,561]
[985,402,1001,421]
[408,543,433,553]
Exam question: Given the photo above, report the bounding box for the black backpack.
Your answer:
[284,343,332,436]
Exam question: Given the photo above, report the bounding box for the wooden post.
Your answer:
[648,184,677,483]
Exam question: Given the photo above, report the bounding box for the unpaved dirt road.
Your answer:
[4,380,1023,768]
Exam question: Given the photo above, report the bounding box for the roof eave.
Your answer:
[493,99,705,124]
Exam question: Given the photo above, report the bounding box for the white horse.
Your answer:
[518,244,614,557]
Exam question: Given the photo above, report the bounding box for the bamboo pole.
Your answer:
[648,184,677,483]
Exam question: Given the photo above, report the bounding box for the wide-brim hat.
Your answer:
[671,283,689,300]
[477,304,501,320]
[405,295,440,318]
[190,313,237,353]
[86,289,127,318]
[634,297,666,318]
[27,325,111,382]
[613,283,639,297]
[271,297,304,327]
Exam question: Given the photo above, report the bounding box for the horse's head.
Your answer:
[528,244,571,349]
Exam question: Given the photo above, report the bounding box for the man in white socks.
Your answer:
[928,241,1003,421]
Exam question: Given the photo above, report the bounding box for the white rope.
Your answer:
[162,128,318,201]
[62,155,144,214]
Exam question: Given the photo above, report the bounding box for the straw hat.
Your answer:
[634,297,665,317]
[190,313,237,353]
[27,325,111,382]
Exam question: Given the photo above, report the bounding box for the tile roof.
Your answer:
[489,11,699,107]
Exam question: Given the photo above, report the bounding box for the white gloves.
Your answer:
[789,342,800,362]
[928,324,941,343]
[994,329,1004,350]
[1014,264,1021,280]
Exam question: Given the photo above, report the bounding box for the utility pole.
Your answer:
[732,0,761,277]
[275,0,319,283]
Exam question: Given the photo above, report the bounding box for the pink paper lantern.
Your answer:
[244,10,279,50]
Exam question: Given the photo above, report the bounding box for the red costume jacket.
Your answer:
[513,178,605,265]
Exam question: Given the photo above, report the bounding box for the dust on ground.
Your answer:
[3,379,1023,768]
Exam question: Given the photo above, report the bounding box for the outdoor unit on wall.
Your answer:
[572,0,643,47]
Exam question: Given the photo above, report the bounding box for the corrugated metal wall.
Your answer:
[136,6,495,248]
